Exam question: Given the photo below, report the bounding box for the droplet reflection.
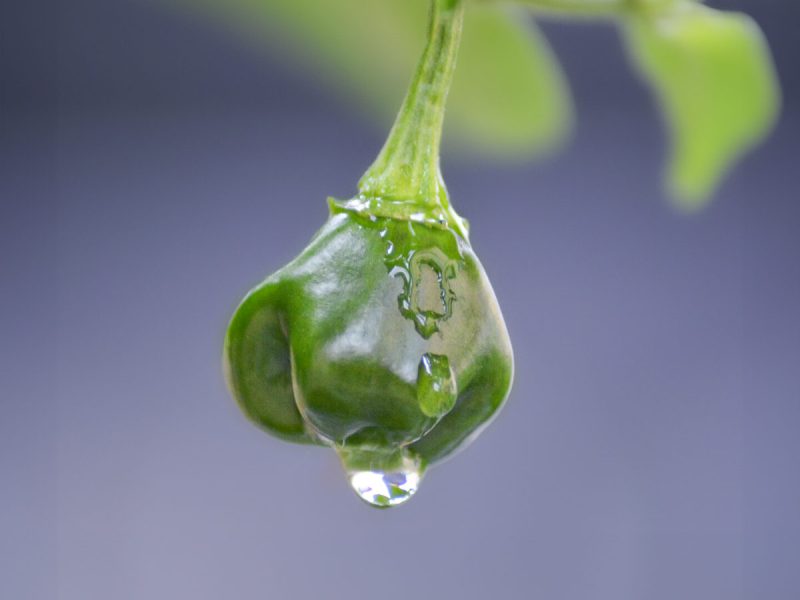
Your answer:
[348,467,421,508]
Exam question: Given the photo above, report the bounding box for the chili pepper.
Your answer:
[224,0,513,507]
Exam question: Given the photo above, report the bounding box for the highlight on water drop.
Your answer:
[417,352,457,418]
[348,469,421,508]
[338,447,425,508]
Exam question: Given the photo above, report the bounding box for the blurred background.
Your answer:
[1,0,798,598]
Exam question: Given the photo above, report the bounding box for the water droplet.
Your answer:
[387,248,459,339]
[339,447,424,508]
[348,468,421,508]
[417,353,457,417]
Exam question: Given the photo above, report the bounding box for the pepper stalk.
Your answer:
[357,0,468,238]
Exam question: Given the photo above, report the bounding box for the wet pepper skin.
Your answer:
[224,202,513,471]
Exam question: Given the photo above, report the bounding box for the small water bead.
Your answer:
[417,353,457,418]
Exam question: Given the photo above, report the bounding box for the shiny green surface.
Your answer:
[224,205,513,469]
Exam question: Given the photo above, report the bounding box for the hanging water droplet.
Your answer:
[417,353,457,418]
[339,447,424,508]
[348,468,421,508]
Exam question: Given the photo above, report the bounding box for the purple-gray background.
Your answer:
[2,1,798,598]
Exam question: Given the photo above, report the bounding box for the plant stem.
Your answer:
[359,0,465,209]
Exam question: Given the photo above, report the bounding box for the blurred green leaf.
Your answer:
[507,0,627,19]
[623,2,780,209]
[165,0,572,158]
[450,5,573,157]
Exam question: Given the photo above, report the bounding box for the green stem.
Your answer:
[358,0,464,210]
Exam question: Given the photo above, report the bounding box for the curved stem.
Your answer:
[358,0,465,209]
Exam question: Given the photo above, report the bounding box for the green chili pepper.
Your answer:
[224,0,513,508]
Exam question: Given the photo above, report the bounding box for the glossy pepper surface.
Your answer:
[224,0,513,507]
